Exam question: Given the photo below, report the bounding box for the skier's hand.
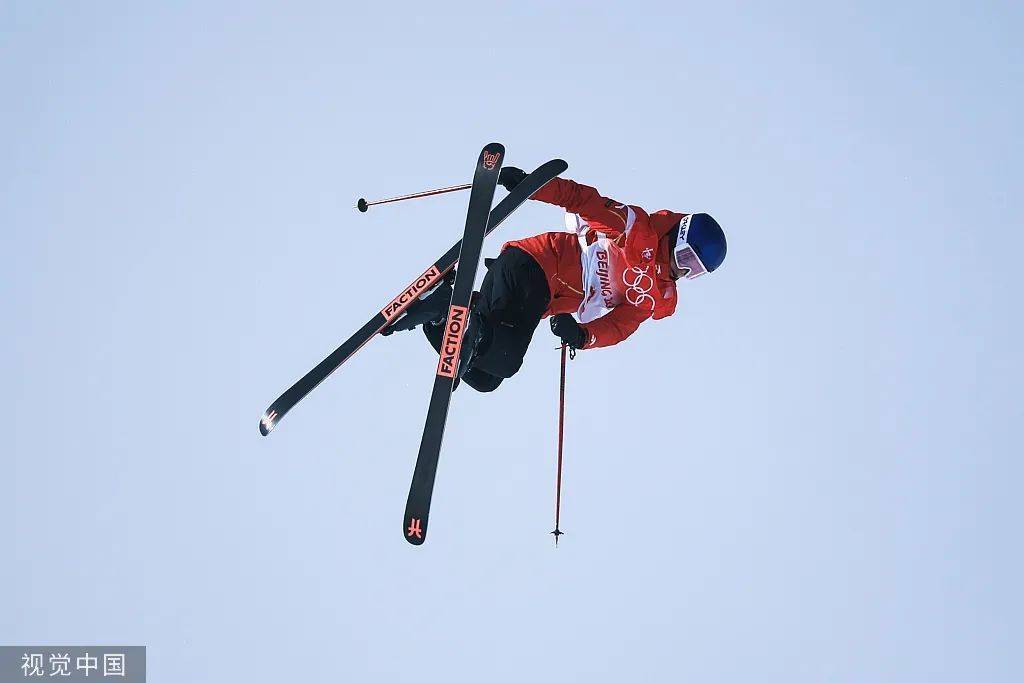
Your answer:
[550,313,586,350]
[498,166,527,192]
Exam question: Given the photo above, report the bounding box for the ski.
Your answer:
[402,142,503,546]
[259,157,568,436]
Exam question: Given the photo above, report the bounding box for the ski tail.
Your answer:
[402,142,504,546]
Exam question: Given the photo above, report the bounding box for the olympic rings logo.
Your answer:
[623,266,656,310]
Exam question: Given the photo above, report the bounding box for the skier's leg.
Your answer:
[419,247,546,390]
[417,254,507,354]
[420,304,504,393]
[462,367,503,392]
[470,247,550,379]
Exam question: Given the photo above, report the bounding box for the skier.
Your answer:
[383,168,728,392]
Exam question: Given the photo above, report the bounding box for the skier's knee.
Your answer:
[477,348,524,379]
[495,355,524,379]
[463,369,502,393]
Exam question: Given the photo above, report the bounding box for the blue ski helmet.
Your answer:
[672,213,726,277]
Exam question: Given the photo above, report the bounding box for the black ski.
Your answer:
[402,142,503,546]
[259,157,568,436]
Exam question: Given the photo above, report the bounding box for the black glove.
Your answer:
[498,166,527,192]
[550,313,586,350]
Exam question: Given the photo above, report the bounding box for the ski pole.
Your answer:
[551,344,570,546]
[356,183,472,212]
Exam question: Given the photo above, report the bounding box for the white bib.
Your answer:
[565,213,628,324]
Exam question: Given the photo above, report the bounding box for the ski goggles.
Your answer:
[672,215,709,280]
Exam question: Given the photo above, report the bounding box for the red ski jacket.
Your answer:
[504,177,684,349]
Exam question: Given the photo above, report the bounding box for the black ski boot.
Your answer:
[416,290,502,392]
[381,270,456,336]
[452,297,494,390]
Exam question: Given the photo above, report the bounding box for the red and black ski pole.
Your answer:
[552,343,572,546]
[356,183,472,212]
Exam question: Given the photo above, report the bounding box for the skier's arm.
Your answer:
[579,304,653,349]
[532,177,633,232]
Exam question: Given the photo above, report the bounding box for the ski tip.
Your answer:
[356,198,368,213]
[544,159,568,177]
[259,410,278,436]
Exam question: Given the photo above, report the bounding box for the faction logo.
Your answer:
[482,150,502,170]
[381,266,442,321]
[436,305,469,378]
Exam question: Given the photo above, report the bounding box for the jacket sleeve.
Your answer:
[531,177,633,233]
[579,303,653,349]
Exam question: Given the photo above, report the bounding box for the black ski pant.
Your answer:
[423,246,550,392]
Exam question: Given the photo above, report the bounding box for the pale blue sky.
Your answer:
[4,1,1022,681]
